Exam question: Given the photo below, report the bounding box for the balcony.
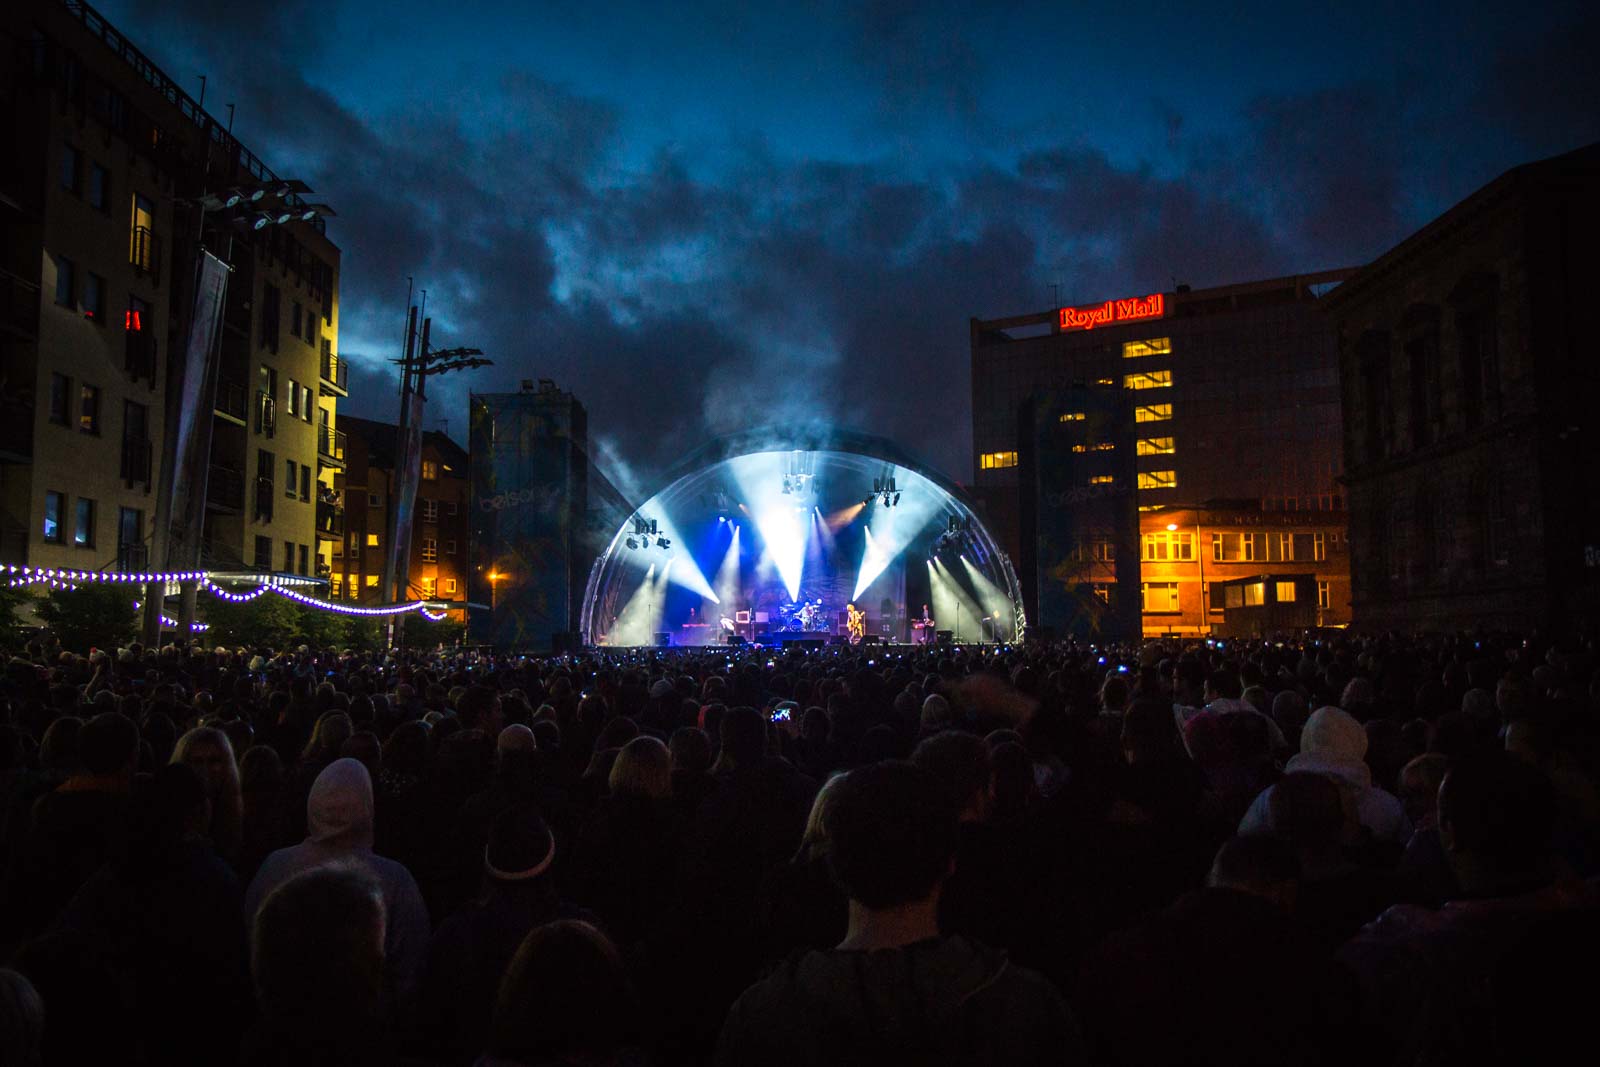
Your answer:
[316,495,345,540]
[214,379,247,424]
[0,268,40,340]
[255,391,276,438]
[320,346,348,396]
[124,325,156,386]
[318,425,347,466]
[120,435,152,489]
[207,464,244,512]
[116,542,149,572]
[253,477,274,523]
[130,225,162,277]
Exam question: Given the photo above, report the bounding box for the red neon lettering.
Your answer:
[1059,291,1165,331]
[125,310,142,331]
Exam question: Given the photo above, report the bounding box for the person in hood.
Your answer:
[715,760,1080,1066]
[1238,706,1411,845]
[244,757,430,1011]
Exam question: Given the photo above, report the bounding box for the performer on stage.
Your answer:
[914,603,935,645]
[846,602,865,644]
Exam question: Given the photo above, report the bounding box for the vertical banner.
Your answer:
[168,250,230,566]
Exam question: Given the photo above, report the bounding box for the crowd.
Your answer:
[0,628,1597,1065]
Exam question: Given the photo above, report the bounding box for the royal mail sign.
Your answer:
[1059,292,1166,331]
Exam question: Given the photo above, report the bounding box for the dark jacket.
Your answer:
[715,935,1081,1066]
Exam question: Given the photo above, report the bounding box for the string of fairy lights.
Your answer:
[3,564,453,629]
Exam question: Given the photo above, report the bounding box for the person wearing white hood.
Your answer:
[244,757,431,1011]
[1238,706,1412,845]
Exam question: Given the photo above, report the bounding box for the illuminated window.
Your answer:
[330,575,343,598]
[1071,442,1115,453]
[444,578,458,595]
[421,577,436,597]
[1091,584,1111,604]
[1135,403,1172,423]
[365,574,379,588]
[421,538,438,563]
[1124,369,1173,390]
[1277,533,1294,561]
[1141,531,1194,561]
[1096,377,1115,386]
[1141,582,1180,613]
[1244,582,1265,606]
[1136,437,1175,455]
[1122,337,1172,358]
[366,533,379,547]
[1059,412,1086,422]
[1137,470,1177,490]
[979,451,1018,469]
[422,460,439,480]
[1088,474,1114,486]
[1313,532,1327,561]
[1276,581,1298,602]
[1317,581,1330,609]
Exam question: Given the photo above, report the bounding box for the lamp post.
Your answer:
[1167,510,1208,637]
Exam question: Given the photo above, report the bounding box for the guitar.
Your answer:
[846,604,865,644]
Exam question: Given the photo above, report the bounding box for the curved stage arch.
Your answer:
[581,428,1024,647]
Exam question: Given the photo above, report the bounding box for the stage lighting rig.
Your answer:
[626,537,639,550]
[656,536,671,549]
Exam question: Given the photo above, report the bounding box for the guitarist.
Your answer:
[846,603,865,644]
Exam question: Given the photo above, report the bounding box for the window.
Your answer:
[421,538,438,563]
[291,302,302,339]
[1088,474,1114,486]
[1135,403,1172,423]
[117,507,142,562]
[1207,583,1224,614]
[1122,337,1172,358]
[1141,582,1180,613]
[261,284,280,352]
[368,492,381,507]
[447,500,459,515]
[1275,581,1298,603]
[49,374,71,425]
[1058,412,1085,422]
[1243,533,1268,562]
[304,312,316,344]
[1317,581,1330,609]
[366,533,379,547]
[1091,538,1116,562]
[422,460,439,480]
[1137,470,1176,490]
[285,459,298,497]
[299,544,309,575]
[365,574,380,588]
[79,385,100,434]
[54,256,75,307]
[73,498,95,547]
[331,575,343,598]
[420,498,438,522]
[444,540,457,555]
[61,144,82,193]
[81,272,104,322]
[254,535,273,569]
[1124,369,1173,390]
[300,466,311,502]
[1141,531,1194,561]
[1136,437,1175,455]
[286,379,300,418]
[978,451,1017,470]
[444,578,457,595]
[1243,582,1265,607]
[1071,442,1116,453]
[421,577,437,598]
[1312,532,1327,562]
[1090,583,1110,604]
[88,164,109,210]
[130,194,156,272]
[43,491,64,543]
[301,385,313,422]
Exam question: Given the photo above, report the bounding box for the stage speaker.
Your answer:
[936,630,954,646]
[861,634,882,646]
[654,631,672,647]
[724,634,747,647]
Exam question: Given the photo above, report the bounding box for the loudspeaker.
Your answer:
[936,629,954,646]
[654,631,672,647]
[861,634,882,646]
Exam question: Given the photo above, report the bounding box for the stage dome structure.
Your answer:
[581,428,1023,647]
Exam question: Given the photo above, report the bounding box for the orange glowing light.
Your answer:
[1059,292,1165,332]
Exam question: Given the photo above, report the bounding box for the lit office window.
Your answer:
[1141,582,1180,613]
[1124,369,1173,390]
[1059,412,1086,422]
[1136,437,1175,455]
[1244,582,1265,606]
[1137,470,1177,490]
[1088,474,1114,486]
[979,451,1018,469]
[1135,403,1172,423]
[1276,581,1298,602]
[1317,581,1330,609]
[1122,337,1172,358]
[1071,442,1115,453]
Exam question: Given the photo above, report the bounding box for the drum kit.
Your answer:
[780,599,827,632]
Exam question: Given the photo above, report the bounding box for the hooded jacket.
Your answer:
[715,935,1080,1066]
[1238,707,1411,843]
[244,758,431,1009]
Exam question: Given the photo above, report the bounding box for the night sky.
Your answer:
[109,0,1598,497]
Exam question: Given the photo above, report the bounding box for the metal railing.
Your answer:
[0,268,40,339]
[316,499,344,539]
[255,391,275,437]
[119,434,152,487]
[318,425,346,463]
[320,348,348,393]
[130,225,161,275]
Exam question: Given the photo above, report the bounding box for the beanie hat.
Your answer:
[485,804,555,881]
[1300,706,1367,763]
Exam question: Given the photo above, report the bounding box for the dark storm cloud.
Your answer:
[114,0,1600,491]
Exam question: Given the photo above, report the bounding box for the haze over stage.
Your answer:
[582,430,1022,648]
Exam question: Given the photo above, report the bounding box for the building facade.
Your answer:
[972,271,1354,635]
[331,415,469,620]
[1,0,340,594]
[1325,145,1600,632]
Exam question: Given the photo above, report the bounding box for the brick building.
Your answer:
[1325,144,1600,631]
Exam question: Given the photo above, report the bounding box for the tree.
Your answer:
[0,584,35,653]
[35,584,138,654]
[200,592,302,649]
